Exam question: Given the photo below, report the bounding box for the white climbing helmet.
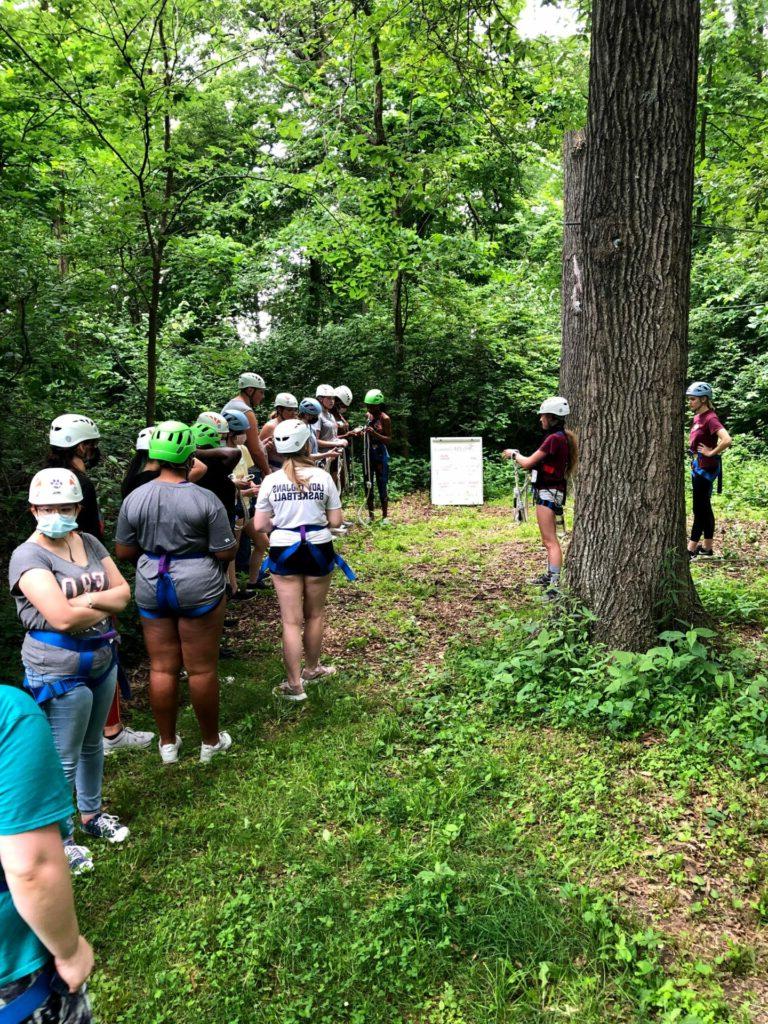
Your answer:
[538,397,570,418]
[239,372,266,390]
[274,392,299,410]
[315,384,335,398]
[334,385,353,406]
[136,426,155,451]
[196,411,229,434]
[28,468,83,505]
[273,419,311,454]
[49,414,100,447]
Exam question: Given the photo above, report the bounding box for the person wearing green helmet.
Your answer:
[361,388,392,524]
[121,426,207,499]
[115,422,237,765]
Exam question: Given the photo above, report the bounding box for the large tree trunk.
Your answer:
[566,0,702,649]
[559,128,586,431]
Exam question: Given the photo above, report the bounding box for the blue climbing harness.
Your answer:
[23,629,118,705]
[139,551,222,619]
[266,525,356,580]
[0,963,56,1024]
[691,452,723,494]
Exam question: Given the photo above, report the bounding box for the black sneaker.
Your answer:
[231,590,256,601]
[529,573,552,587]
[688,546,702,559]
[698,549,714,557]
[246,579,270,592]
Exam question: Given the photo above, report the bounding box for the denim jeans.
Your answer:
[27,668,117,838]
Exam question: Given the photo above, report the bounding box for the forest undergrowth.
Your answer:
[76,488,768,1024]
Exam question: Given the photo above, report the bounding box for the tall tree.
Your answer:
[565,0,703,649]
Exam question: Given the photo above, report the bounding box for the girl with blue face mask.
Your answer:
[8,469,133,876]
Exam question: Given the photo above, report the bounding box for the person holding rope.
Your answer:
[9,470,132,874]
[0,684,95,1021]
[332,386,354,493]
[361,389,391,525]
[252,420,355,702]
[686,382,732,558]
[503,397,577,596]
[115,423,237,765]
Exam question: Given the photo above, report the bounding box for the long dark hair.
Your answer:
[121,452,148,498]
[46,445,78,470]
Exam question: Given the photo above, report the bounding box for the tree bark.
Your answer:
[566,0,703,649]
[559,128,586,432]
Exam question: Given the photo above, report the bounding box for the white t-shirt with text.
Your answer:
[256,467,341,546]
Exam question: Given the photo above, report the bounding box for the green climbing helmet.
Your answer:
[148,421,196,464]
[364,388,384,406]
[191,421,222,449]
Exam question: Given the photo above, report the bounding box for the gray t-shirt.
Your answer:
[9,533,113,679]
[116,480,234,610]
[316,409,338,443]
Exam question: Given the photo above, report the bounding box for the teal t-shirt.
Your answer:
[0,686,72,985]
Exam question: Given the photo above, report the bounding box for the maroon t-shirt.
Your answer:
[690,410,724,472]
[536,431,569,488]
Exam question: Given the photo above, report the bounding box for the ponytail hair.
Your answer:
[283,443,314,491]
[565,430,579,477]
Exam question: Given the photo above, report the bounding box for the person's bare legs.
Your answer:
[178,600,227,745]
[247,524,269,585]
[536,505,561,581]
[272,575,305,691]
[228,519,244,594]
[142,616,183,745]
[303,574,332,672]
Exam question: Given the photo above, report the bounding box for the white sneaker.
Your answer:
[103,726,155,755]
[200,731,232,764]
[159,735,182,765]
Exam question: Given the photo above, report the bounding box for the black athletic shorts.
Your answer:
[269,541,335,577]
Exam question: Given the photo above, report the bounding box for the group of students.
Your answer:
[0,373,391,1023]
[501,381,732,596]
[0,377,728,1023]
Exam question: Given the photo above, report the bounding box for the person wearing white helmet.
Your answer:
[46,415,103,539]
[8,469,133,874]
[48,416,154,754]
[503,397,578,596]
[686,382,732,557]
[314,384,349,459]
[253,419,355,702]
[332,387,354,493]
[260,392,299,472]
[222,372,270,480]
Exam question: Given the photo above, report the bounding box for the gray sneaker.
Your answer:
[64,839,94,875]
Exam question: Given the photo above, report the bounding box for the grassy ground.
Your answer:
[81,494,768,1023]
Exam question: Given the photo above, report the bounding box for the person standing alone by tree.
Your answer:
[503,397,578,598]
[686,382,732,558]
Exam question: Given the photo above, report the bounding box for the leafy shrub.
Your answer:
[419,604,768,777]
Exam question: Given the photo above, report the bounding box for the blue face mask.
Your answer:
[35,513,79,539]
